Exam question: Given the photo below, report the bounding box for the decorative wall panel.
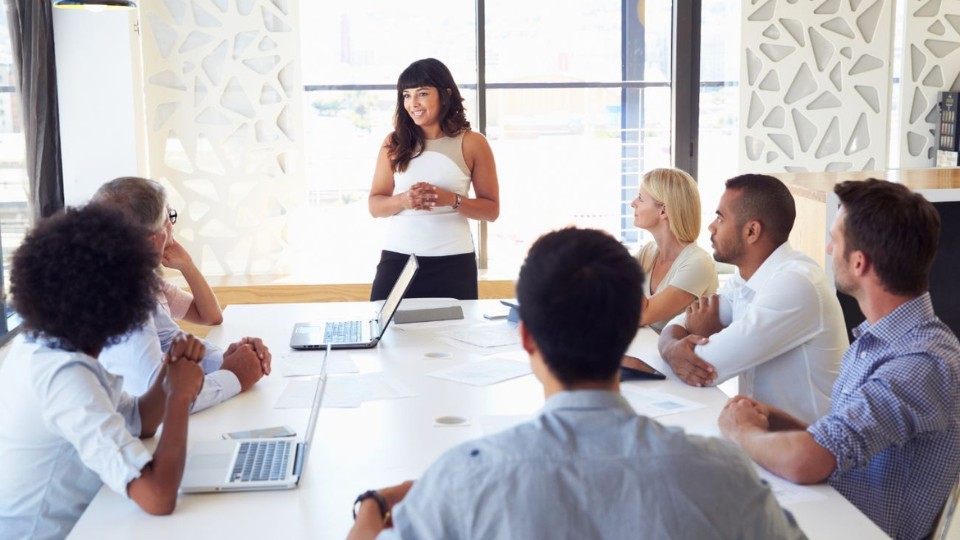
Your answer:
[899,0,960,167]
[740,0,895,173]
[139,0,304,275]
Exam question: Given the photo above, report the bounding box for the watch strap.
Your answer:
[353,489,390,524]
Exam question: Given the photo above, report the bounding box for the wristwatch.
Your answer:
[452,194,462,210]
[353,489,390,525]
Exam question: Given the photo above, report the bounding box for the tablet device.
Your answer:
[620,355,666,381]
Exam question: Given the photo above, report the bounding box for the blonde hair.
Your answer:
[641,168,701,243]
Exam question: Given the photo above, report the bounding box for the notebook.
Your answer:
[179,345,329,493]
[289,254,419,350]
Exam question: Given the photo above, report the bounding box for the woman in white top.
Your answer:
[632,168,719,332]
[0,204,205,539]
[368,58,499,300]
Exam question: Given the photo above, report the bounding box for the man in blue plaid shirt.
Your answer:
[719,178,960,540]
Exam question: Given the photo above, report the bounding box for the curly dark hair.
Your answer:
[388,58,470,172]
[11,204,160,354]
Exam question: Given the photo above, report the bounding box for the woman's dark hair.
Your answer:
[388,58,470,172]
[10,204,160,355]
[517,227,643,386]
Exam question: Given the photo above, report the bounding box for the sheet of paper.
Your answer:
[275,351,359,377]
[326,373,417,405]
[620,388,707,418]
[479,414,532,435]
[428,359,532,386]
[275,378,321,409]
[756,467,828,505]
[437,325,521,355]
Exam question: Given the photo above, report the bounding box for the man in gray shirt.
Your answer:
[348,227,806,540]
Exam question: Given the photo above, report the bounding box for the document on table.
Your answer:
[275,378,322,409]
[756,467,827,505]
[619,388,706,418]
[428,358,532,386]
[275,351,359,377]
[323,373,417,408]
[437,325,521,355]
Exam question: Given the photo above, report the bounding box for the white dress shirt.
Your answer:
[668,242,847,423]
[0,335,152,539]
[99,303,239,412]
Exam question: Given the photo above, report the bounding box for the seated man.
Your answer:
[658,174,847,423]
[719,179,960,540]
[347,227,805,540]
[92,177,271,411]
[0,205,205,538]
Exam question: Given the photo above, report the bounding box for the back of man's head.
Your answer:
[834,178,940,296]
[725,174,796,247]
[92,176,167,231]
[516,227,643,386]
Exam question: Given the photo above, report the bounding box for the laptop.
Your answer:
[289,254,419,350]
[179,345,329,493]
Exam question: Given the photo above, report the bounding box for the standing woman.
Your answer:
[369,58,499,300]
[632,168,718,332]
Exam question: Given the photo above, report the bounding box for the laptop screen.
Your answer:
[374,255,419,336]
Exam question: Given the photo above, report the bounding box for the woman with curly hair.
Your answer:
[368,58,499,300]
[0,204,205,538]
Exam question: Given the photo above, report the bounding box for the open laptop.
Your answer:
[179,345,329,493]
[289,254,419,350]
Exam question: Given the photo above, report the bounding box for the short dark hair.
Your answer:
[516,227,643,385]
[11,204,160,354]
[725,174,796,246]
[834,178,940,296]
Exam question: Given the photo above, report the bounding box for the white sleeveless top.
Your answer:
[383,132,475,256]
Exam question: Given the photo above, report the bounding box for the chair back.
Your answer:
[932,475,960,540]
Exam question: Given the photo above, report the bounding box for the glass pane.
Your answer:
[698,0,741,240]
[484,86,671,276]
[298,2,475,86]
[485,0,623,83]
[0,20,29,302]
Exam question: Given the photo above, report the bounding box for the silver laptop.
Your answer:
[289,254,419,350]
[179,345,329,493]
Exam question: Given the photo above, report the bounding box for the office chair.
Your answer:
[932,475,960,540]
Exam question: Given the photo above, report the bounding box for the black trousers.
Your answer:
[370,250,479,301]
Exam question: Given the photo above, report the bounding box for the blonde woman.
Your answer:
[631,168,718,331]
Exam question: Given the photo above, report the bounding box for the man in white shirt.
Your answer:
[658,174,847,424]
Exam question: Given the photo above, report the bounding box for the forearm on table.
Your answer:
[127,395,193,514]
[735,428,834,484]
[347,500,387,540]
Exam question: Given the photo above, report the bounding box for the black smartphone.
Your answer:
[620,355,666,381]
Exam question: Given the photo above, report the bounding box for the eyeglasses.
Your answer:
[168,209,178,224]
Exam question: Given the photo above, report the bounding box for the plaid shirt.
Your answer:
[808,293,960,540]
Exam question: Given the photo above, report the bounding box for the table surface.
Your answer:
[69,299,887,540]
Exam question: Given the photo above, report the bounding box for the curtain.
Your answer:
[5,0,63,222]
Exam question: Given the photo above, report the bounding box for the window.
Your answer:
[297,1,684,282]
[0,19,28,338]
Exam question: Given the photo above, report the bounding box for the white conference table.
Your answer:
[70,299,887,539]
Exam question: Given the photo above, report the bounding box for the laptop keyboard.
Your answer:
[231,440,291,483]
[324,320,362,343]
